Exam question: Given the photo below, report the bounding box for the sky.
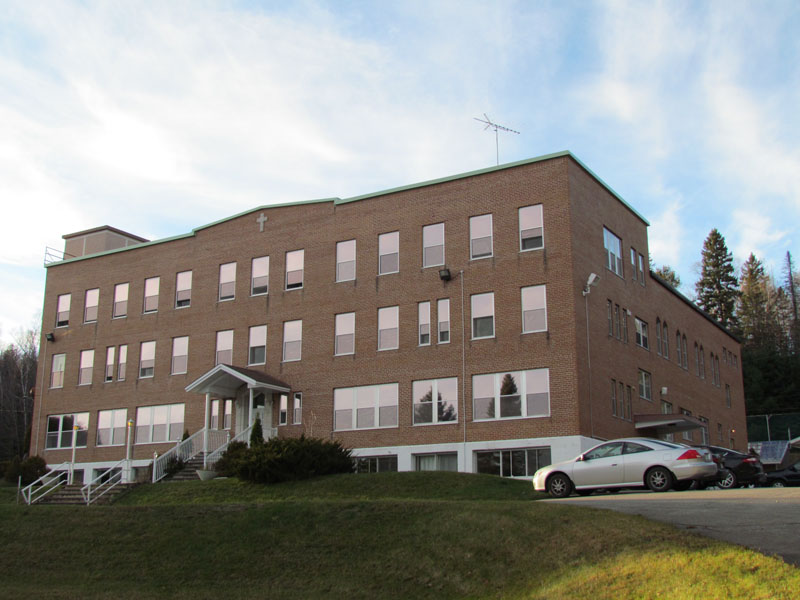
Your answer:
[1,0,799,344]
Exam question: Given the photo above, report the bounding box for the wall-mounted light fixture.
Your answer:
[45,332,55,342]
[582,273,599,296]
[438,268,451,281]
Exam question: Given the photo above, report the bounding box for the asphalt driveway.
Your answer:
[545,487,800,567]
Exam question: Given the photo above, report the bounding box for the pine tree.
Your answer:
[738,253,771,345]
[653,265,681,288]
[695,229,739,328]
[784,251,799,351]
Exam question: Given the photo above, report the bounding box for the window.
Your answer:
[681,408,693,441]
[378,231,399,275]
[50,354,65,388]
[476,447,551,478]
[143,276,159,312]
[635,318,649,349]
[438,299,450,343]
[715,355,721,387]
[607,301,613,336]
[334,384,398,430]
[78,350,94,386]
[470,214,493,259]
[45,413,89,449]
[698,416,709,444]
[139,341,156,378]
[603,227,623,277]
[219,262,236,301]
[662,323,669,358]
[56,293,70,327]
[293,392,302,424]
[625,386,633,420]
[97,409,127,446]
[210,399,232,430]
[422,223,444,267]
[675,330,682,366]
[285,250,304,290]
[135,403,184,444]
[336,240,356,282]
[334,313,355,356]
[418,302,431,345]
[216,330,233,365]
[355,455,398,473]
[618,381,625,418]
[251,256,269,295]
[662,400,674,441]
[104,347,115,382]
[519,205,543,251]
[610,379,617,416]
[283,320,302,361]
[682,335,688,369]
[172,336,189,374]
[84,289,99,323]
[471,292,494,339]
[176,271,192,308]
[656,319,662,355]
[614,304,621,339]
[413,377,458,425]
[279,394,288,425]
[415,453,458,472]
[118,345,127,381]
[248,325,267,365]
[694,343,700,376]
[622,308,629,343]
[638,254,645,285]
[726,384,731,408]
[521,285,547,333]
[378,306,399,350]
[630,248,637,281]
[113,283,128,318]
[472,369,550,420]
[638,369,652,401]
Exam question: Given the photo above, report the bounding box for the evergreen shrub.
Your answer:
[235,435,353,484]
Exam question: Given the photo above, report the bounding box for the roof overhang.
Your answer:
[185,364,291,397]
[634,413,706,434]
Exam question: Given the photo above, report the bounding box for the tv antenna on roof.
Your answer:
[474,113,520,166]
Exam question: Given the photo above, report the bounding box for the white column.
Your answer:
[248,388,254,427]
[203,393,210,468]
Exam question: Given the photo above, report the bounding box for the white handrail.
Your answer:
[20,462,71,505]
[81,459,127,505]
[205,426,251,470]
[151,429,230,483]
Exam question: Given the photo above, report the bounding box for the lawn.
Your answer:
[1,473,798,599]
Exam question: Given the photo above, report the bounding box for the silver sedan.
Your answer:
[533,437,718,497]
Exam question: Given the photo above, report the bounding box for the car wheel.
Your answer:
[771,480,786,488]
[645,467,673,492]
[547,473,573,498]
[718,470,738,489]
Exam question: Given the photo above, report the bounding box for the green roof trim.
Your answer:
[46,150,647,268]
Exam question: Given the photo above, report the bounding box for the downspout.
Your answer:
[460,270,467,473]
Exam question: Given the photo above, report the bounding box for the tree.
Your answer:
[653,265,681,288]
[738,254,776,346]
[250,415,264,446]
[0,327,39,461]
[784,251,799,350]
[695,229,739,329]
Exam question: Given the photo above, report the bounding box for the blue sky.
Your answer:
[1,0,798,343]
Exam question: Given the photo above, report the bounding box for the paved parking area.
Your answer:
[545,487,800,567]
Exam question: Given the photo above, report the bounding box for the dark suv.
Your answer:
[765,463,800,487]
[694,445,767,488]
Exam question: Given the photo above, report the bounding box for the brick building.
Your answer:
[31,151,747,483]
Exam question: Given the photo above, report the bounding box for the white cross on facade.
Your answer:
[256,212,268,232]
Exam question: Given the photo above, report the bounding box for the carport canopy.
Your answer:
[634,413,706,435]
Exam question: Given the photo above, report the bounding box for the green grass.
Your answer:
[1,473,798,599]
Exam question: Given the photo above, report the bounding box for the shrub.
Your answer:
[214,441,249,477]
[5,456,49,485]
[3,456,21,484]
[236,435,353,484]
[250,416,264,447]
[164,455,186,477]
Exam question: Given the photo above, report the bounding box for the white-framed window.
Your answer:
[336,240,356,282]
[470,214,493,259]
[45,412,89,449]
[418,301,431,345]
[279,394,288,425]
[139,341,156,378]
[104,346,115,382]
[143,276,160,313]
[78,349,94,386]
[117,345,127,381]
[216,330,233,365]
[521,285,547,333]
[635,318,649,349]
[603,227,623,277]
[97,409,127,446]
[84,288,99,323]
[519,205,544,251]
[251,256,269,295]
[378,306,399,350]
[662,323,669,358]
[293,392,302,424]
[334,383,398,431]
[656,318,662,355]
[355,455,398,473]
[219,262,236,301]
[412,377,458,425]
[682,335,689,370]
[438,298,450,344]
[283,320,302,361]
[248,325,267,365]
[211,399,232,430]
[472,369,550,420]
[335,312,355,356]
[638,369,652,401]
[56,293,71,327]
[50,354,66,388]
[113,283,129,318]
[422,223,444,268]
[171,336,188,374]
[135,403,184,444]
[285,249,304,290]
[675,330,682,366]
[622,307,629,342]
[638,253,646,285]
[378,231,399,275]
[476,447,551,478]
[471,292,495,339]
[415,453,458,472]
[176,270,192,308]
[630,248,637,282]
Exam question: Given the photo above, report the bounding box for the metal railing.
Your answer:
[81,459,126,505]
[151,429,230,483]
[20,462,70,505]
[205,426,250,470]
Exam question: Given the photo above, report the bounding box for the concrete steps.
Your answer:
[166,455,209,481]
[37,483,138,505]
